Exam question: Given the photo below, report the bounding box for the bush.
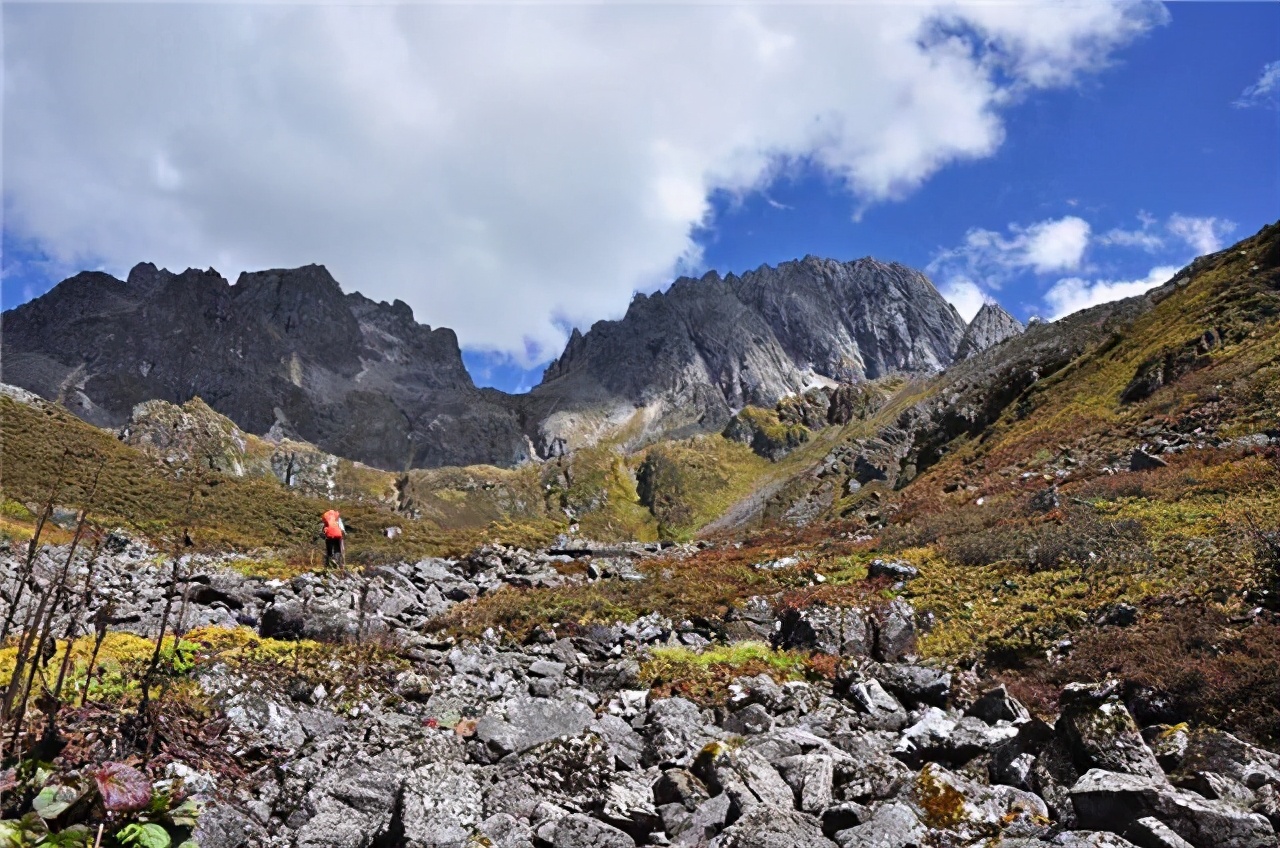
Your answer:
[1009,606,1280,746]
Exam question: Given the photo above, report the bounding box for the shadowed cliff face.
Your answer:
[528,256,967,455]
[0,263,531,471]
[3,255,966,468]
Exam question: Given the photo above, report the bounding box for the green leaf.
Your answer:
[0,821,25,848]
[40,825,91,847]
[175,842,199,848]
[165,799,202,829]
[115,823,170,848]
[31,785,81,821]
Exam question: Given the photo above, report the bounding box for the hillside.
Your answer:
[1,221,1278,848]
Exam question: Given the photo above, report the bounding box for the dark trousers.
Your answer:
[325,536,344,566]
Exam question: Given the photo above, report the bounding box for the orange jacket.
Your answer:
[322,510,344,539]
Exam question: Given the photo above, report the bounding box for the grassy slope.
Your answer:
[427,223,1280,741]
[0,395,489,561]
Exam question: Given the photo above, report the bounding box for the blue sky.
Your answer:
[4,2,1278,394]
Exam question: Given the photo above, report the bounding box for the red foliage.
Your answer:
[92,762,152,812]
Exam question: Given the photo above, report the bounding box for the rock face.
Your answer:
[0,263,531,470]
[955,301,1025,360]
[528,257,967,455]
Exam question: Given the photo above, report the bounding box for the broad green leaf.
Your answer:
[116,823,171,848]
[175,842,199,848]
[31,785,81,821]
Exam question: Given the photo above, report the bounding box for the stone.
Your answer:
[692,741,795,814]
[874,599,917,662]
[967,684,1031,724]
[846,678,908,731]
[820,802,868,838]
[1175,729,1280,791]
[776,754,835,813]
[1126,816,1196,848]
[535,812,636,848]
[671,794,731,846]
[1057,683,1165,781]
[869,664,951,709]
[475,696,594,757]
[778,605,874,658]
[834,802,926,848]
[294,760,404,848]
[191,804,253,848]
[644,698,718,767]
[708,806,836,848]
[723,703,775,736]
[1131,449,1169,471]
[1070,768,1276,848]
[475,813,534,848]
[654,769,710,811]
[400,763,484,847]
[867,559,920,581]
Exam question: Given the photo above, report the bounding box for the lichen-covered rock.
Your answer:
[1070,769,1276,848]
[708,806,836,848]
[1057,683,1166,781]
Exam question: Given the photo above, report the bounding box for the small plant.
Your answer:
[0,761,200,848]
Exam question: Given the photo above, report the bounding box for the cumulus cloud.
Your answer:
[927,215,1092,303]
[1044,265,1178,318]
[3,2,1165,364]
[1234,60,1280,109]
[1167,214,1236,256]
[939,277,988,323]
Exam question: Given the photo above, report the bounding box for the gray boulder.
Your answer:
[834,802,926,848]
[475,696,594,757]
[1070,769,1276,848]
[535,812,636,848]
[967,684,1031,724]
[708,806,836,848]
[778,605,874,658]
[692,741,795,814]
[1057,683,1165,781]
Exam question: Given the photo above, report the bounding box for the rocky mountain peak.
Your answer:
[955,301,1025,360]
[526,255,967,455]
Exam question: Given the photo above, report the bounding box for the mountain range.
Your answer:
[1,255,1019,470]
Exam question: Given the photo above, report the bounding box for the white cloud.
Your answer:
[3,2,1165,365]
[1235,60,1280,109]
[939,277,988,323]
[927,214,1092,303]
[1044,264,1178,319]
[1021,217,1092,273]
[1167,214,1236,256]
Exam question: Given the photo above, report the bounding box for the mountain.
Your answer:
[954,301,1024,360]
[2,254,968,468]
[0,262,532,470]
[525,256,967,455]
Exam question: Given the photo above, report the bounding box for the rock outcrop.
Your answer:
[955,301,1025,360]
[528,257,967,455]
[0,263,531,470]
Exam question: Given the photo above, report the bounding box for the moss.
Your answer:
[636,436,770,539]
[915,764,968,829]
[642,642,815,706]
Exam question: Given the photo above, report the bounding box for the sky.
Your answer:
[3,2,1278,394]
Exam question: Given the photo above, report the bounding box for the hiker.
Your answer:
[321,509,345,567]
